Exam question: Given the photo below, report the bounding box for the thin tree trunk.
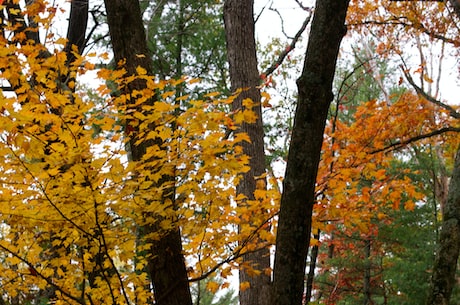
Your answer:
[103,1,192,305]
[426,145,460,305]
[305,231,320,304]
[272,1,350,305]
[363,239,372,305]
[223,1,271,305]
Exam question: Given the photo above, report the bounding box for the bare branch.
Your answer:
[254,0,270,24]
[293,0,310,11]
[401,65,460,119]
[261,11,312,78]
[269,5,291,38]
[372,127,460,153]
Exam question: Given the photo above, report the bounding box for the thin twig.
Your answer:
[372,127,460,154]
[261,11,312,78]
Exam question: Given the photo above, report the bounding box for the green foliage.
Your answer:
[144,0,229,95]
[381,204,437,305]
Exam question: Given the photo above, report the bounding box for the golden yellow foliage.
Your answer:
[0,5,279,303]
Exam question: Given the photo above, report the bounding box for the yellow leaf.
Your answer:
[55,37,67,45]
[245,267,261,277]
[220,267,232,278]
[47,167,61,177]
[206,281,220,293]
[204,91,220,98]
[423,74,433,83]
[310,238,320,247]
[242,98,254,108]
[6,256,22,265]
[8,8,21,15]
[240,281,251,291]
[136,66,147,75]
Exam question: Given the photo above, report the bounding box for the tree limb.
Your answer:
[0,243,85,304]
[372,127,460,153]
[261,10,312,78]
[400,65,460,119]
[348,17,459,46]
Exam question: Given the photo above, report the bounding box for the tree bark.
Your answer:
[223,1,271,305]
[271,1,350,305]
[305,231,320,303]
[103,1,192,305]
[64,0,88,65]
[426,145,460,305]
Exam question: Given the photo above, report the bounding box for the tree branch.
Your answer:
[348,17,459,46]
[0,243,84,304]
[189,210,278,283]
[400,65,460,119]
[372,127,460,153]
[261,10,312,78]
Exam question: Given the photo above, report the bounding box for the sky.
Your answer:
[253,0,460,105]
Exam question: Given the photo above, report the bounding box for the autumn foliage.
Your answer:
[0,3,279,304]
[1,0,460,304]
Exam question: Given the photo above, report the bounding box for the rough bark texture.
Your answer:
[223,1,271,305]
[426,145,460,305]
[271,1,350,304]
[103,1,192,305]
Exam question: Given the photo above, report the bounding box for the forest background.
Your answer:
[0,0,459,305]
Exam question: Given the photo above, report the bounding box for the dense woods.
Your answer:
[0,0,459,305]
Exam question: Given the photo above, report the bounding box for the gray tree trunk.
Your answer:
[103,1,192,305]
[223,1,271,305]
[426,145,460,305]
[271,1,350,304]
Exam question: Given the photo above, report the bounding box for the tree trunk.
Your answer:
[305,231,320,303]
[63,0,88,65]
[426,145,460,305]
[271,1,350,305]
[363,239,372,305]
[103,1,192,305]
[223,1,271,305]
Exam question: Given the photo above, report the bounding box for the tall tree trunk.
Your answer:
[223,1,271,305]
[426,145,460,305]
[103,1,192,305]
[272,1,350,305]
